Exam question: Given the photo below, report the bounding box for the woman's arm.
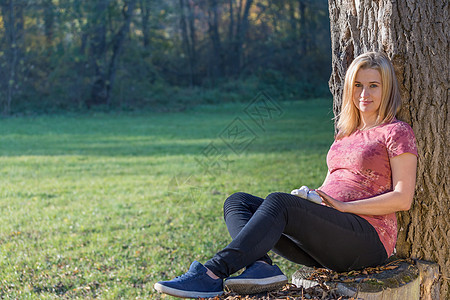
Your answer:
[316,153,417,215]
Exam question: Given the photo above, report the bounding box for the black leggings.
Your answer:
[204,192,387,278]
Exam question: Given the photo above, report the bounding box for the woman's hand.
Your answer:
[315,190,347,212]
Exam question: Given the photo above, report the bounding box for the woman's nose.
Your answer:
[360,87,369,98]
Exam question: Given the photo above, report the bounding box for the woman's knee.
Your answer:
[266,192,286,199]
[265,192,291,206]
[224,192,250,206]
[258,192,293,215]
[223,192,252,215]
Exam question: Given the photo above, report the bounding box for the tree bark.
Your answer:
[328,0,449,298]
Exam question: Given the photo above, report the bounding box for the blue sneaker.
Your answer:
[154,261,224,298]
[224,261,288,294]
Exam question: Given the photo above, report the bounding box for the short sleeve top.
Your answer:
[320,119,418,256]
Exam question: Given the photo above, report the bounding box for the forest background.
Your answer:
[0,0,331,115]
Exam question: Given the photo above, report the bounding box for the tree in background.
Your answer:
[328,0,449,298]
[0,0,27,115]
[0,0,331,113]
[85,0,137,107]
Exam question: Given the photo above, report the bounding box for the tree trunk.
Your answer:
[5,0,17,115]
[293,261,421,299]
[186,0,197,84]
[227,0,253,77]
[207,0,224,81]
[88,0,108,107]
[298,0,307,55]
[1,0,23,115]
[87,0,136,107]
[328,0,449,298]
[106,0,136,106]
[139,0,151,49]
[179,0,194,86]
[43,0,54,47]
[226,0,234,77]
[287,0,296,36]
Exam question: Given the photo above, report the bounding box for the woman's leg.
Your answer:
[205,192,387,278]
[220,192,273,265]
[154,192,387,298]
[216,192,320,267]
[271,234,322,268]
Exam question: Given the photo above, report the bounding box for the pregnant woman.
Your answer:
[154,51,418,298]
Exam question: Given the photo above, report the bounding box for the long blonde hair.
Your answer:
[336,52,401,139]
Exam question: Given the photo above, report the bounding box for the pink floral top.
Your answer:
[320,119,418,256]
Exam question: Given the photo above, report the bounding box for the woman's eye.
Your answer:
[370,84,378,88]
[355,83,362,87]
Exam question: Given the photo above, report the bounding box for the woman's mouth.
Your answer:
[360,100,372,105]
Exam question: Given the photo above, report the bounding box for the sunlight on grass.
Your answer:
[0,99,334,298]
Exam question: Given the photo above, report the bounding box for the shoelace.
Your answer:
[174,270,201,281]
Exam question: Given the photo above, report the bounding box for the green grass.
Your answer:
[0,98,334,299]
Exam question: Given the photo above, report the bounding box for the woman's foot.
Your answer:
[154,261,224,298]
[224,261,288,294]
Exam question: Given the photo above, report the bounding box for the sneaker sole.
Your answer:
[224,275,288,294]
[154,282,224,298]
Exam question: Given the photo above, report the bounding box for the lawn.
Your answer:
[0,97,334,299]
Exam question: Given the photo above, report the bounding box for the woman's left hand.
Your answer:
[315,190,347,212]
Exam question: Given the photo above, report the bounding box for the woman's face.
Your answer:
[352,68,382,121]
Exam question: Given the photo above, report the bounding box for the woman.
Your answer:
[154,52,418,298]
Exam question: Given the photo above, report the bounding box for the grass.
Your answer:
[0,98,334,299]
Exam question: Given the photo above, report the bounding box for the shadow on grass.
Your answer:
[0,100,334,157]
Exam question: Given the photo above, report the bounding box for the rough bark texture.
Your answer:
[328,0,449,298]
[417,260,441,300]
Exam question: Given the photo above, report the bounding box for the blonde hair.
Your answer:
[336,52,401,139]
